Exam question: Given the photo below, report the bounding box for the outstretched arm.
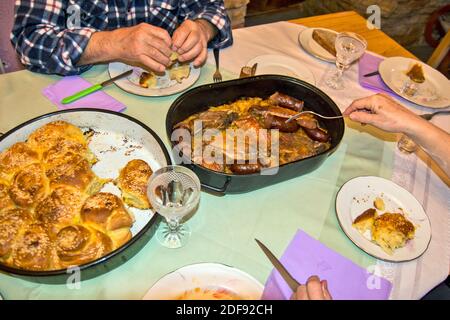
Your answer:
[344,94,450,177]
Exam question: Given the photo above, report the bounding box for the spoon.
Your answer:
[285,110,344,123]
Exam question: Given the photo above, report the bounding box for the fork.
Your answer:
[285,110,344,123]
[213,48,222,82]
[420,110,450,120]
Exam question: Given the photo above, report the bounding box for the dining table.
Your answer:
[0,11,449,300]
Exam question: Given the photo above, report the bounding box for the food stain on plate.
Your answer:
[174,286,243,300]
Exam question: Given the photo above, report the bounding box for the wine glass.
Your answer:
[325,32,367,90]
[147,165,201,249]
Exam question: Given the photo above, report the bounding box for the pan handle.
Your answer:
[201,176,231,195]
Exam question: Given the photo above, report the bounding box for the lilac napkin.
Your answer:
[261,230,392,300]
[358,53,394,94]
[42,76,126,112]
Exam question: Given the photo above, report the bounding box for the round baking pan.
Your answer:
[166,75,345,195]
[0,109,171,284]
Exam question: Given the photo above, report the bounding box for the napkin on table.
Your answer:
[261,230,392,300]
[358,53,394,94]
[42,75,126,112]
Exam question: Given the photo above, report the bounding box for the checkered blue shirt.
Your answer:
[11,0,233,75]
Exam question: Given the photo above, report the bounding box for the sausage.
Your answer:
[269,92,304,112]
[229,163,261,174]
[264,114,299,133]
[303,127,330,142]
[296,116,318,130]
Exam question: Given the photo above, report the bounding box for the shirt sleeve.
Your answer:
[180,0,233,49]
[10,0,96,75]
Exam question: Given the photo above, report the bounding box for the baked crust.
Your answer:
[312,29,337,57]
[116,159,152,209]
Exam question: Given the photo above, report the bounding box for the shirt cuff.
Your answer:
[59,27,97,75]
[194,13,233,49]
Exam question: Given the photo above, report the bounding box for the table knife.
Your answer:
[363,70,380,78]
[255,238,300,292]
[61,69,133,104]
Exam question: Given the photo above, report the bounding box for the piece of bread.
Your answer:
[80,192,134,247]
[0,208,34,259]
[116,159,152,209]
[9,163,50,208]
[312,29,337,57]
[27,121,88,155]
[0,142,40,181]
[35,186,86,235]
[0,179,14,210]
[55,224,113,268]
[352,208,377,234]
[371,213,415,255]
[406,63,425,83]
[139,71,158,88]
[9,223,56,271]
[44,152,108,195]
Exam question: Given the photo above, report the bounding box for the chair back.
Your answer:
[0,0,24,73]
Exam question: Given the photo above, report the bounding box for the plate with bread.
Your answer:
[298,27,337,63]
[335,176,431,262]
[108,53,201,97]
[0,109,171,282]
[379,57,450,108]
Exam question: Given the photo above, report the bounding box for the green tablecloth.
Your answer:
[0,64,396,299]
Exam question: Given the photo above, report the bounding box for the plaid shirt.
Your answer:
[11,0,233,75]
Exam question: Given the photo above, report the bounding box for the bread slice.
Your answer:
[371,213,415,255]
[312,29,337,57]
[352,208,377,234]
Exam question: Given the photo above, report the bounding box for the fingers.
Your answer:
[295,285,309,300]
[138,54,166,73]
[172,27,190,51]
[179,42,203,62]
[321,280,332,300]
[193,46,208,67]
[142,23,172,47]
[348,110,378,125]
[306,276,325,300]
[343,96,375,116]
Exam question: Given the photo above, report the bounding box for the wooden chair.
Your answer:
[0,0,24,74]
[427,30,450,69]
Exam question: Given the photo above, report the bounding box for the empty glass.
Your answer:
[325,32,367,90]
[147,165,201,249]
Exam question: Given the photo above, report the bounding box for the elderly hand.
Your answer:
[291,276,332,300]
[172,19,215,67]
[343,94,424,134]
[109,23,173,73]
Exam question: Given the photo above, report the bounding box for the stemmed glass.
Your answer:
[147,165,201,249]
[325,32,367,90]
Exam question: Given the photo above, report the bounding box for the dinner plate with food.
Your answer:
[335,176,431,262]
[298,27,338,63]
[0,109,171,282]
[379,57,450,108]
[143,263,264,300]
[246,55,316,85]
[108,53,201,97]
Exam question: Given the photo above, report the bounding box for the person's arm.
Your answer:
[78,23,173,73]
[11,1,174,75]
[344,94,450,177]
[11,0,96,75]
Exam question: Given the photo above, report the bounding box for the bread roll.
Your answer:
[116,159,152,209]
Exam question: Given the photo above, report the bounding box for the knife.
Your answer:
[363,70,380,78]
[255,238,300,292]
[61,69,133,104]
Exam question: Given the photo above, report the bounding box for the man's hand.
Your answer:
[291,276,332,300]
[172,19,216,67]
[343,93,425,134]
[79,23,173,73]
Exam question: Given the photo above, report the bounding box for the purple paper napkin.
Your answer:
[42,75,126,112]
[261,230,392,300]
[358,53,394,94]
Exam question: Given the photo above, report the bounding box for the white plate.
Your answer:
[379,57,450,108]
[335,176,431,262]
[143,263,264,300]
[108,62,201,97]
[247,54,316,85]
[298,27,337,63]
